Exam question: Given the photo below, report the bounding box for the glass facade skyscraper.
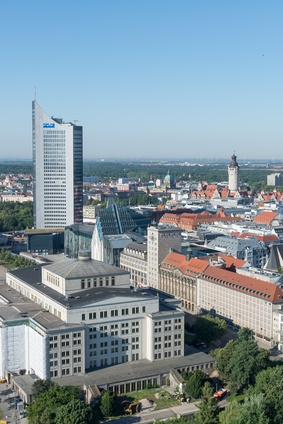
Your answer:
[32,101,83,229]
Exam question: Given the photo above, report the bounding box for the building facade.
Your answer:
[120,242,148,287]
[267,173,283,187]
[1,254,184,380]
[207,236,268,268]
[32,101,83,229]
[197,265,283,345]
[147,226,182,289]
[159,253,208,313]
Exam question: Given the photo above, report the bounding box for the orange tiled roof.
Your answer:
[160,253,209,276]
[253,211,278,225]
[161,252,187,270]
[256,234,279,242]
[231,231,279,243]
[219,254,247,269]
[184,257,210,274]
[201,266,283,303]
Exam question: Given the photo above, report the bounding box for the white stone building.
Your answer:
[120,242,148,287]
[197,265,283,345]
[1,254,184,380]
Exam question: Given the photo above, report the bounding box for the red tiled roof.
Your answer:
[230,231,279,243]
[219,254,247,269]
[201,266,283,303]
[253,211,278,225]
[184,258,210,274]
[161,252,187,269]
[160,253,209,276]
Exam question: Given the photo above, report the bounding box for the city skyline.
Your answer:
[1,1,283,160]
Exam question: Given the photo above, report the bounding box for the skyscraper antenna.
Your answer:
[34,85,37,100]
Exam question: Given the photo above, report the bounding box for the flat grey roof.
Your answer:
[13,374,39,395]
[0,276,80,331]
[55,352,215,388]
[7,266,154,309]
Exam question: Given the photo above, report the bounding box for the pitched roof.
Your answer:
[184,258,210,274]
[160,253,209,276]
[219,254,247,269]
[161,252,187,270]
[253,211,279,225]
[230,231,279,244]
[44,257,129,279]
[201,266,283,303]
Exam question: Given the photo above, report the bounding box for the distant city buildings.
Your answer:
[32,101,83,229]
[267,173,283,186]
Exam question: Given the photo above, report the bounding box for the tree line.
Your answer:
[0,161,273,190]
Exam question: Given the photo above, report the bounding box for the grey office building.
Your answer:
[32,101,83,228]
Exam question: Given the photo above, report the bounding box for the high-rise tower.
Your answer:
[32,101,83,229]
[228,153,239,192]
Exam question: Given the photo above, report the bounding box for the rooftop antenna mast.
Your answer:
[34,85,37,101]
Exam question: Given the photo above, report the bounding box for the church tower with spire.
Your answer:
[228,153,239,192]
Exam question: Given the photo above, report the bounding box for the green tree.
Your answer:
[55,398,93,424]
[27,384,82,424]
[100,391,115,417]
[194,386,219,424]
[0,201,33,231]
[185,370,207,399]
[219,394,269,424]
[31,379,56,399]
[192,314,227,343]
[252,365,283,424]
[227,336,269,393]
[214,339,237,379]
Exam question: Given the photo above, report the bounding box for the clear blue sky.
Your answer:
[1,0,283,161]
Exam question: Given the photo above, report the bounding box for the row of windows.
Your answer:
[82,307,145,321]
[81,276,115,289]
